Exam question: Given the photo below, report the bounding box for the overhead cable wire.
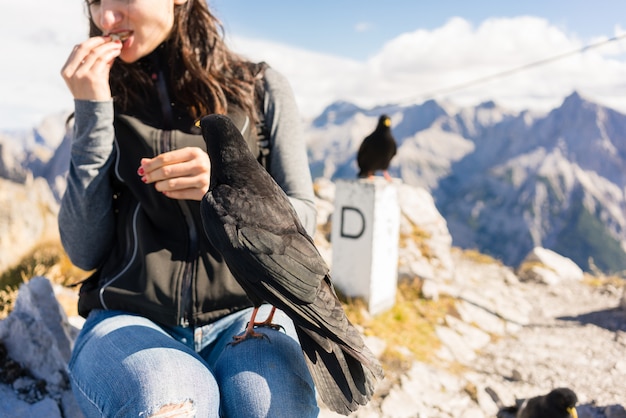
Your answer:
[396,32,626,106]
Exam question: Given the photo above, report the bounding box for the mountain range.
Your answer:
[306,92,626,274]
[1,92,625,274]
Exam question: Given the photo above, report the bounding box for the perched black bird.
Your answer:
[356,114,397,180]
[486,386,578,418]
[198,114,384,415]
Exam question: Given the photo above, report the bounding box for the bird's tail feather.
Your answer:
[296,327,381,415]
[485,386,505,408]
[486,387,521,418]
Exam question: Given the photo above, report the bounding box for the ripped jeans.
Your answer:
[68,306,319,418]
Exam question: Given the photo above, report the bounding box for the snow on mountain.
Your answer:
[0,112,72,197]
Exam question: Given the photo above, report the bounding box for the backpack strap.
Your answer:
[251,62,271,170]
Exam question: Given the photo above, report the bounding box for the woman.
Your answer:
[60,0,319,416]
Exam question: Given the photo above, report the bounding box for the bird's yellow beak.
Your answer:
[384,118,391,127]
[567,407,578,418]
[194,119,201,128]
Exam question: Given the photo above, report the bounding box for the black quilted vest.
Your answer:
[77,49,269,327]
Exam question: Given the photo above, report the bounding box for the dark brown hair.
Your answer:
[86,0,257,120]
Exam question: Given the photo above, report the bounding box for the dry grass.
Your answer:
[0,240,87,319]
[399,221,434,260]
[340,278,457,376]
[583,272,626,289]
[461,248,500,265]
[0,289,16,320]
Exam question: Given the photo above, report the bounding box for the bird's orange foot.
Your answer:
[229,329,269,346]
[251,306,284,332]
[383,171,393,181]
[229,306,283,346]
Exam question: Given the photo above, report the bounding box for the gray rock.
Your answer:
[29,398,62,418]
[436,325,477,365]
[0,277,83,418]
[444,315,491,351]
[0,383,62,418]
[0,277,70,388]
[518,247,584,284]
[456,300,506,335]
[61,389,85,418]
[23,277,74,362]
[420,278,440,301]
[397,184,455,283]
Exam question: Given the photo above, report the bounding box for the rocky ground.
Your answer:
[1,180,625,417]
[2,267,624,418]
[319,251,626,418]
[471,276,626,414]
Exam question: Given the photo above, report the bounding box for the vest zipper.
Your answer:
[178,200,198,327]
[158,127,197,327]
[153,60,198,327]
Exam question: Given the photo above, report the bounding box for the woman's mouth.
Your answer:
[108,30,133,43]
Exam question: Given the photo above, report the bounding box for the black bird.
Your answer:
[356,114,397,180]
[486,386,578,418]
[198,114,384,415]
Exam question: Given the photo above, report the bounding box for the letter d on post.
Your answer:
[340,207,365,239]
[331,178,400,316]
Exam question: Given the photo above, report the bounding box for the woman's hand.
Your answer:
[138,147,212,201]
[61,36,122,101]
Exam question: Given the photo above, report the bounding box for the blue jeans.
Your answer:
[69,305,319,417]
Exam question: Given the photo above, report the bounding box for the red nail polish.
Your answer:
[137,167,145,176]
[141,176,147,183]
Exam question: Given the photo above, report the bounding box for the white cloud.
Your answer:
[362,16,626,113]
[228,36,367,119]
[233,16,626,119]
[3,10,626,130]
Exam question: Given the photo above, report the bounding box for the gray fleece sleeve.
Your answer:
[58,100,117,271]
[262,68,317,236]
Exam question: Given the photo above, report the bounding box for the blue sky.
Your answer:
[1,1,626,130]
[211,0,625,58]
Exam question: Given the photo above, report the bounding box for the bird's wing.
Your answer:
[237,225,328,304]
[204,183,373,350]
[357,135,373,156]
[202,183,328,305]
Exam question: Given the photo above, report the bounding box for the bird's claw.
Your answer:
[229,329,269,346]
[244,320,285,333]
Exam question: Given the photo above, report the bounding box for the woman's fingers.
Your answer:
[138,147,212,201]
[61,36,122,100]
[62,37,109,75]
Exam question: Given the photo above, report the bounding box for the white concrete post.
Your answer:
[331,178,400,315]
